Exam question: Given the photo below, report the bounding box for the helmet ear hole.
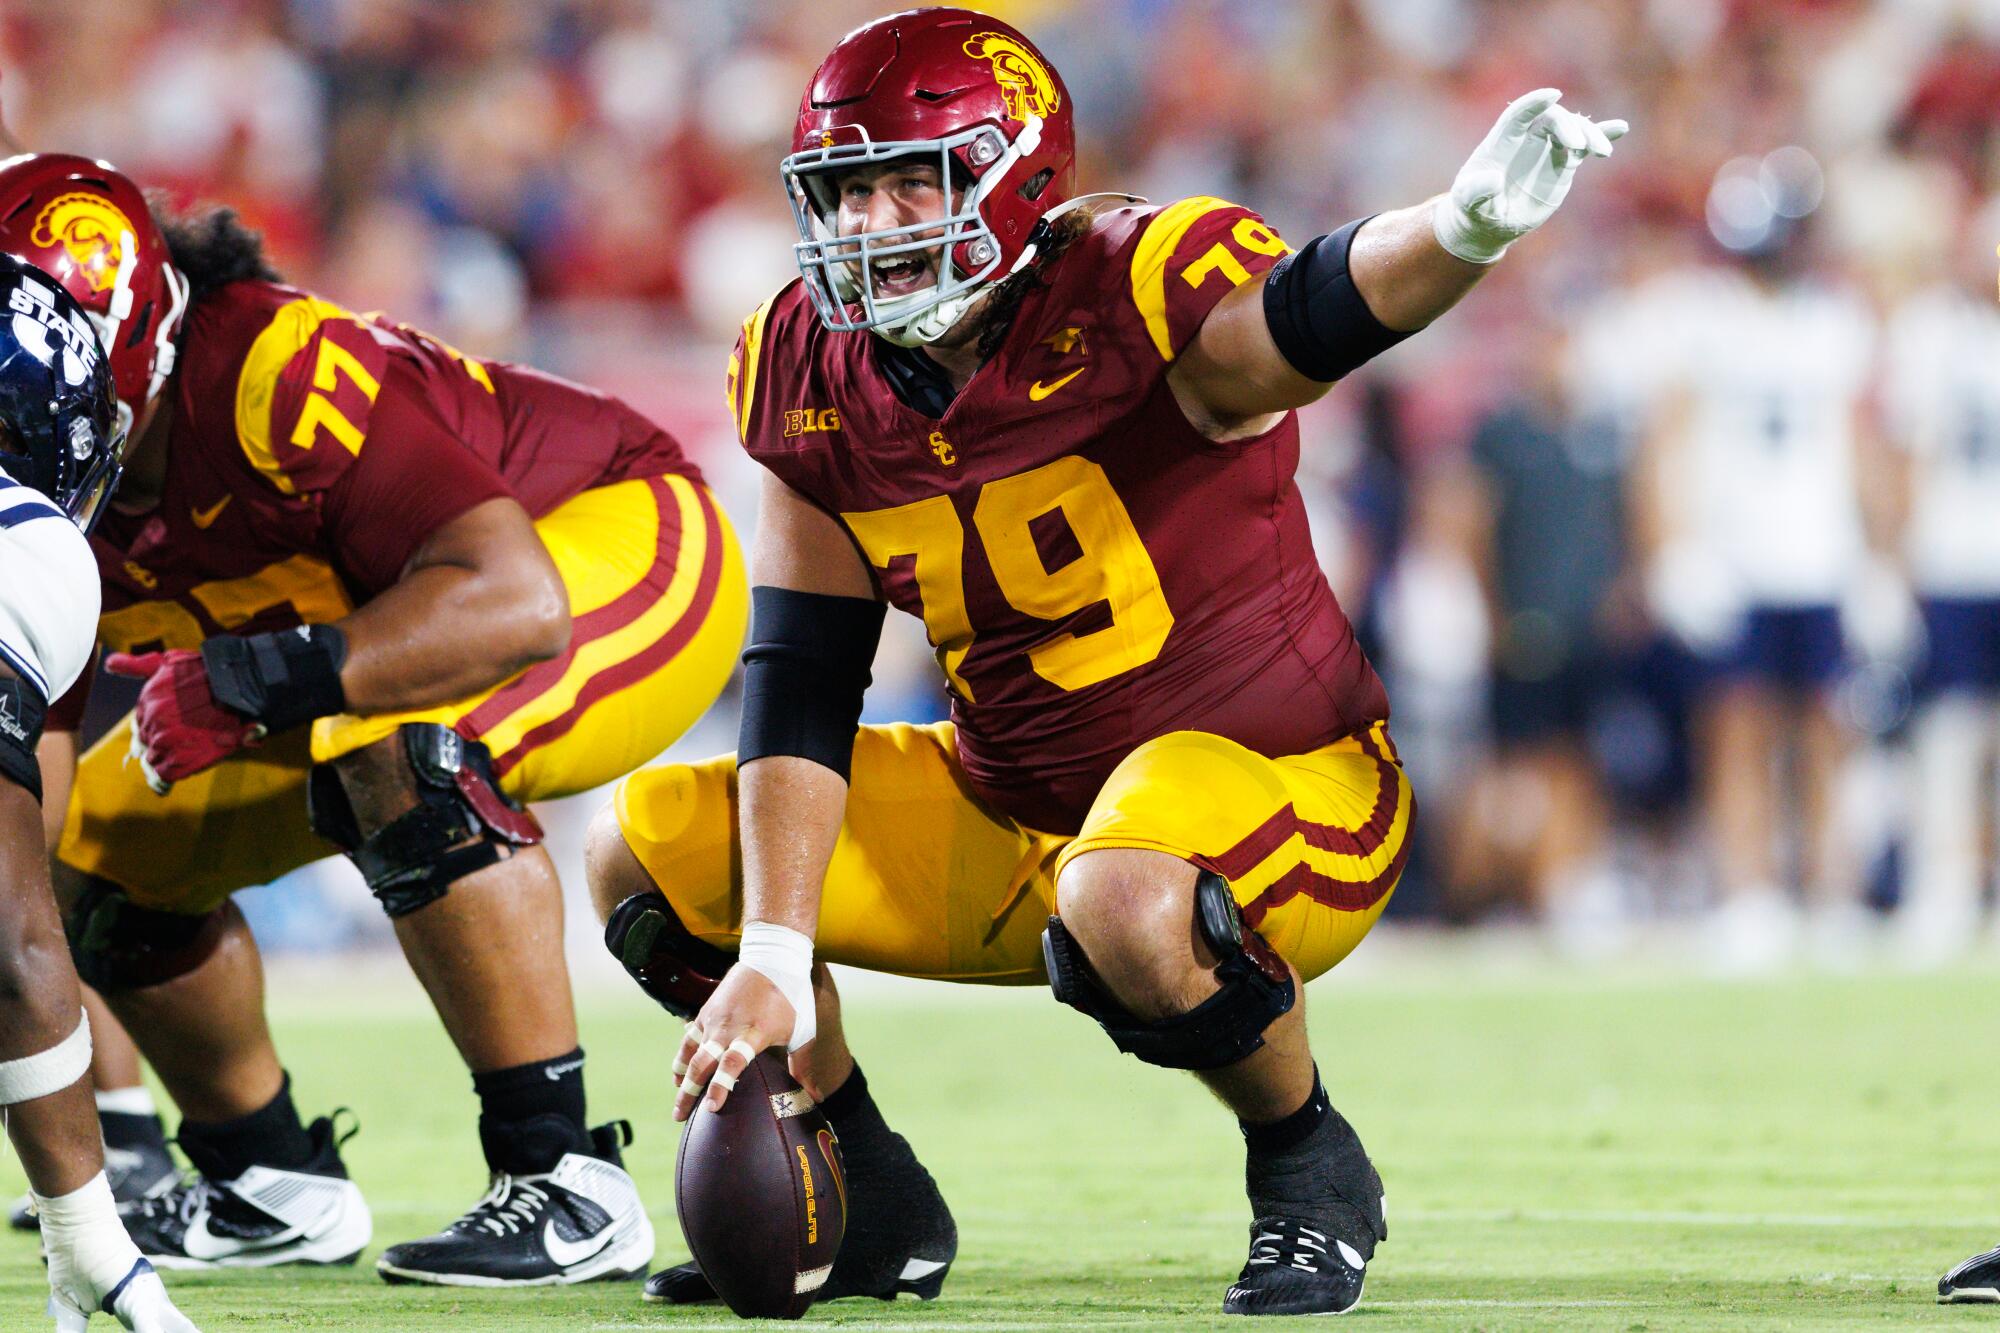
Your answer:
[1018,168,1054,202]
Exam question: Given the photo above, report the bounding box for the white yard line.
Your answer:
[1403,1207,1992,1229]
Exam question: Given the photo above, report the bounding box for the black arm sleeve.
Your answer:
[0,673,47,802]
[737,586,887,781]
[1261,217,1414,383]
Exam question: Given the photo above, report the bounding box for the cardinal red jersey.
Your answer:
[731,198,1388,835]
[56,279,697,723]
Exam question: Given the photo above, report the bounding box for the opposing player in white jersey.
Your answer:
[1881,251,2000,965]
[0,253,196,1330]
[1637,223,1894,971]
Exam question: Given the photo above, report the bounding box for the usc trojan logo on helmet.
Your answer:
[30,193,136,295]
[962,32,1060,122]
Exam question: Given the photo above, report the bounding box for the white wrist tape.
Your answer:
[36,1170,144,1304]
[1431,195,1509,265]
[737,921,816,1052]
[0,1009,90,1105]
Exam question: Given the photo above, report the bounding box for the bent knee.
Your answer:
[583,797,655,923]
[1055,849,1204,1018]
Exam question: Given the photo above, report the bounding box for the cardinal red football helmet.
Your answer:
[784,8,1076,344]
[0,154,187,434]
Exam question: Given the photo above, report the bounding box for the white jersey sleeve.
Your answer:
[0,478,99,703]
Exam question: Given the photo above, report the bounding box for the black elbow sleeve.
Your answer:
[0,675,46,803]
[737,586,886,781]
[1262,217,1414,383]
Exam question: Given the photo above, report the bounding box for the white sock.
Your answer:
[35,1172,142,1305]
[93,1087,157,1118]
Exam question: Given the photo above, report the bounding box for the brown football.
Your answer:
[675,1050,846,1319]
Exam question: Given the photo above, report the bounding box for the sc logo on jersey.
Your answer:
[9,274,100,389]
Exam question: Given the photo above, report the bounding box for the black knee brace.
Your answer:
[308,723,544,918]
[602,892,735,1019]
[66,879,236,992]
[1043,870,1295,1070]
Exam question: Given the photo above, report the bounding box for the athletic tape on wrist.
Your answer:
[737,921,817,1052]
[0,1008,90,1105]
[34,1171,145,1302]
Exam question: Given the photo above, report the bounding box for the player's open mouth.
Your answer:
[869,256,934,299]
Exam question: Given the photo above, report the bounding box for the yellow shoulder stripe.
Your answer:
[735,291,781,442]
[234,295,363,495]
[1129,196,1239,362]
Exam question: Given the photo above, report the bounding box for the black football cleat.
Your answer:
[376,1121,652,1287]
[1941,1244,2000,1303]
[11,1108,181,1231]
[1222,1217,1368,1316]
[645,1120,955,1305]
[123,1114,370,1268]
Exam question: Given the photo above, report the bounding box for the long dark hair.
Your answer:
[146,194,281,301]
[975,205,1097,361]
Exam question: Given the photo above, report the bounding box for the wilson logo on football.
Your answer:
[963,32,1060,121]
[31,192,138,295]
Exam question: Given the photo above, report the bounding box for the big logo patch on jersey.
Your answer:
[31,192,136,295]
[963,33,1059,121]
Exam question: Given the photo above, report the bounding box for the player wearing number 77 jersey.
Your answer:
[0,151,748,1289]
[590,8,1625,1317]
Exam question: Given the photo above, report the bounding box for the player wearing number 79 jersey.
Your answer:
[591,8,1625,1317]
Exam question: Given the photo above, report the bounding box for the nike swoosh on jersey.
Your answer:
[1027,368,1085,401]
[543,1219,614,1269]
[190,495,233,529]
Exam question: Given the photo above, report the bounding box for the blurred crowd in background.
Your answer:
[6,0,2000,972]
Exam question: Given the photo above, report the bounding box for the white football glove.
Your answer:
[50,1264,200,1332]
[1434,88,1629,264]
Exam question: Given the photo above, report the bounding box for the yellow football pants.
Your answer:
[612,719,1413,984]
[59,473,747,913]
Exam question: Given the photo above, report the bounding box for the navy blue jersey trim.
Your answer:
[0,637,50,702]
[0,500,64,529]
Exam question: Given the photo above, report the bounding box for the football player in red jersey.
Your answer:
[0,152,749,1287]
[592,8,1623,1316]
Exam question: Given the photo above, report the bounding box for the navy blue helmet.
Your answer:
[0,251,123,533]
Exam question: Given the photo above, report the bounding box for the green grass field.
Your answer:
[5,941,2000,1330]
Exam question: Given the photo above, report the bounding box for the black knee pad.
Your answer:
[602,892,735,1019]
[1043,870,1295,1070]
[308,723,544,918]
[66,879,236,992]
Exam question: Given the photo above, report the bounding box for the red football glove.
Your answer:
[105,650,265,792]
